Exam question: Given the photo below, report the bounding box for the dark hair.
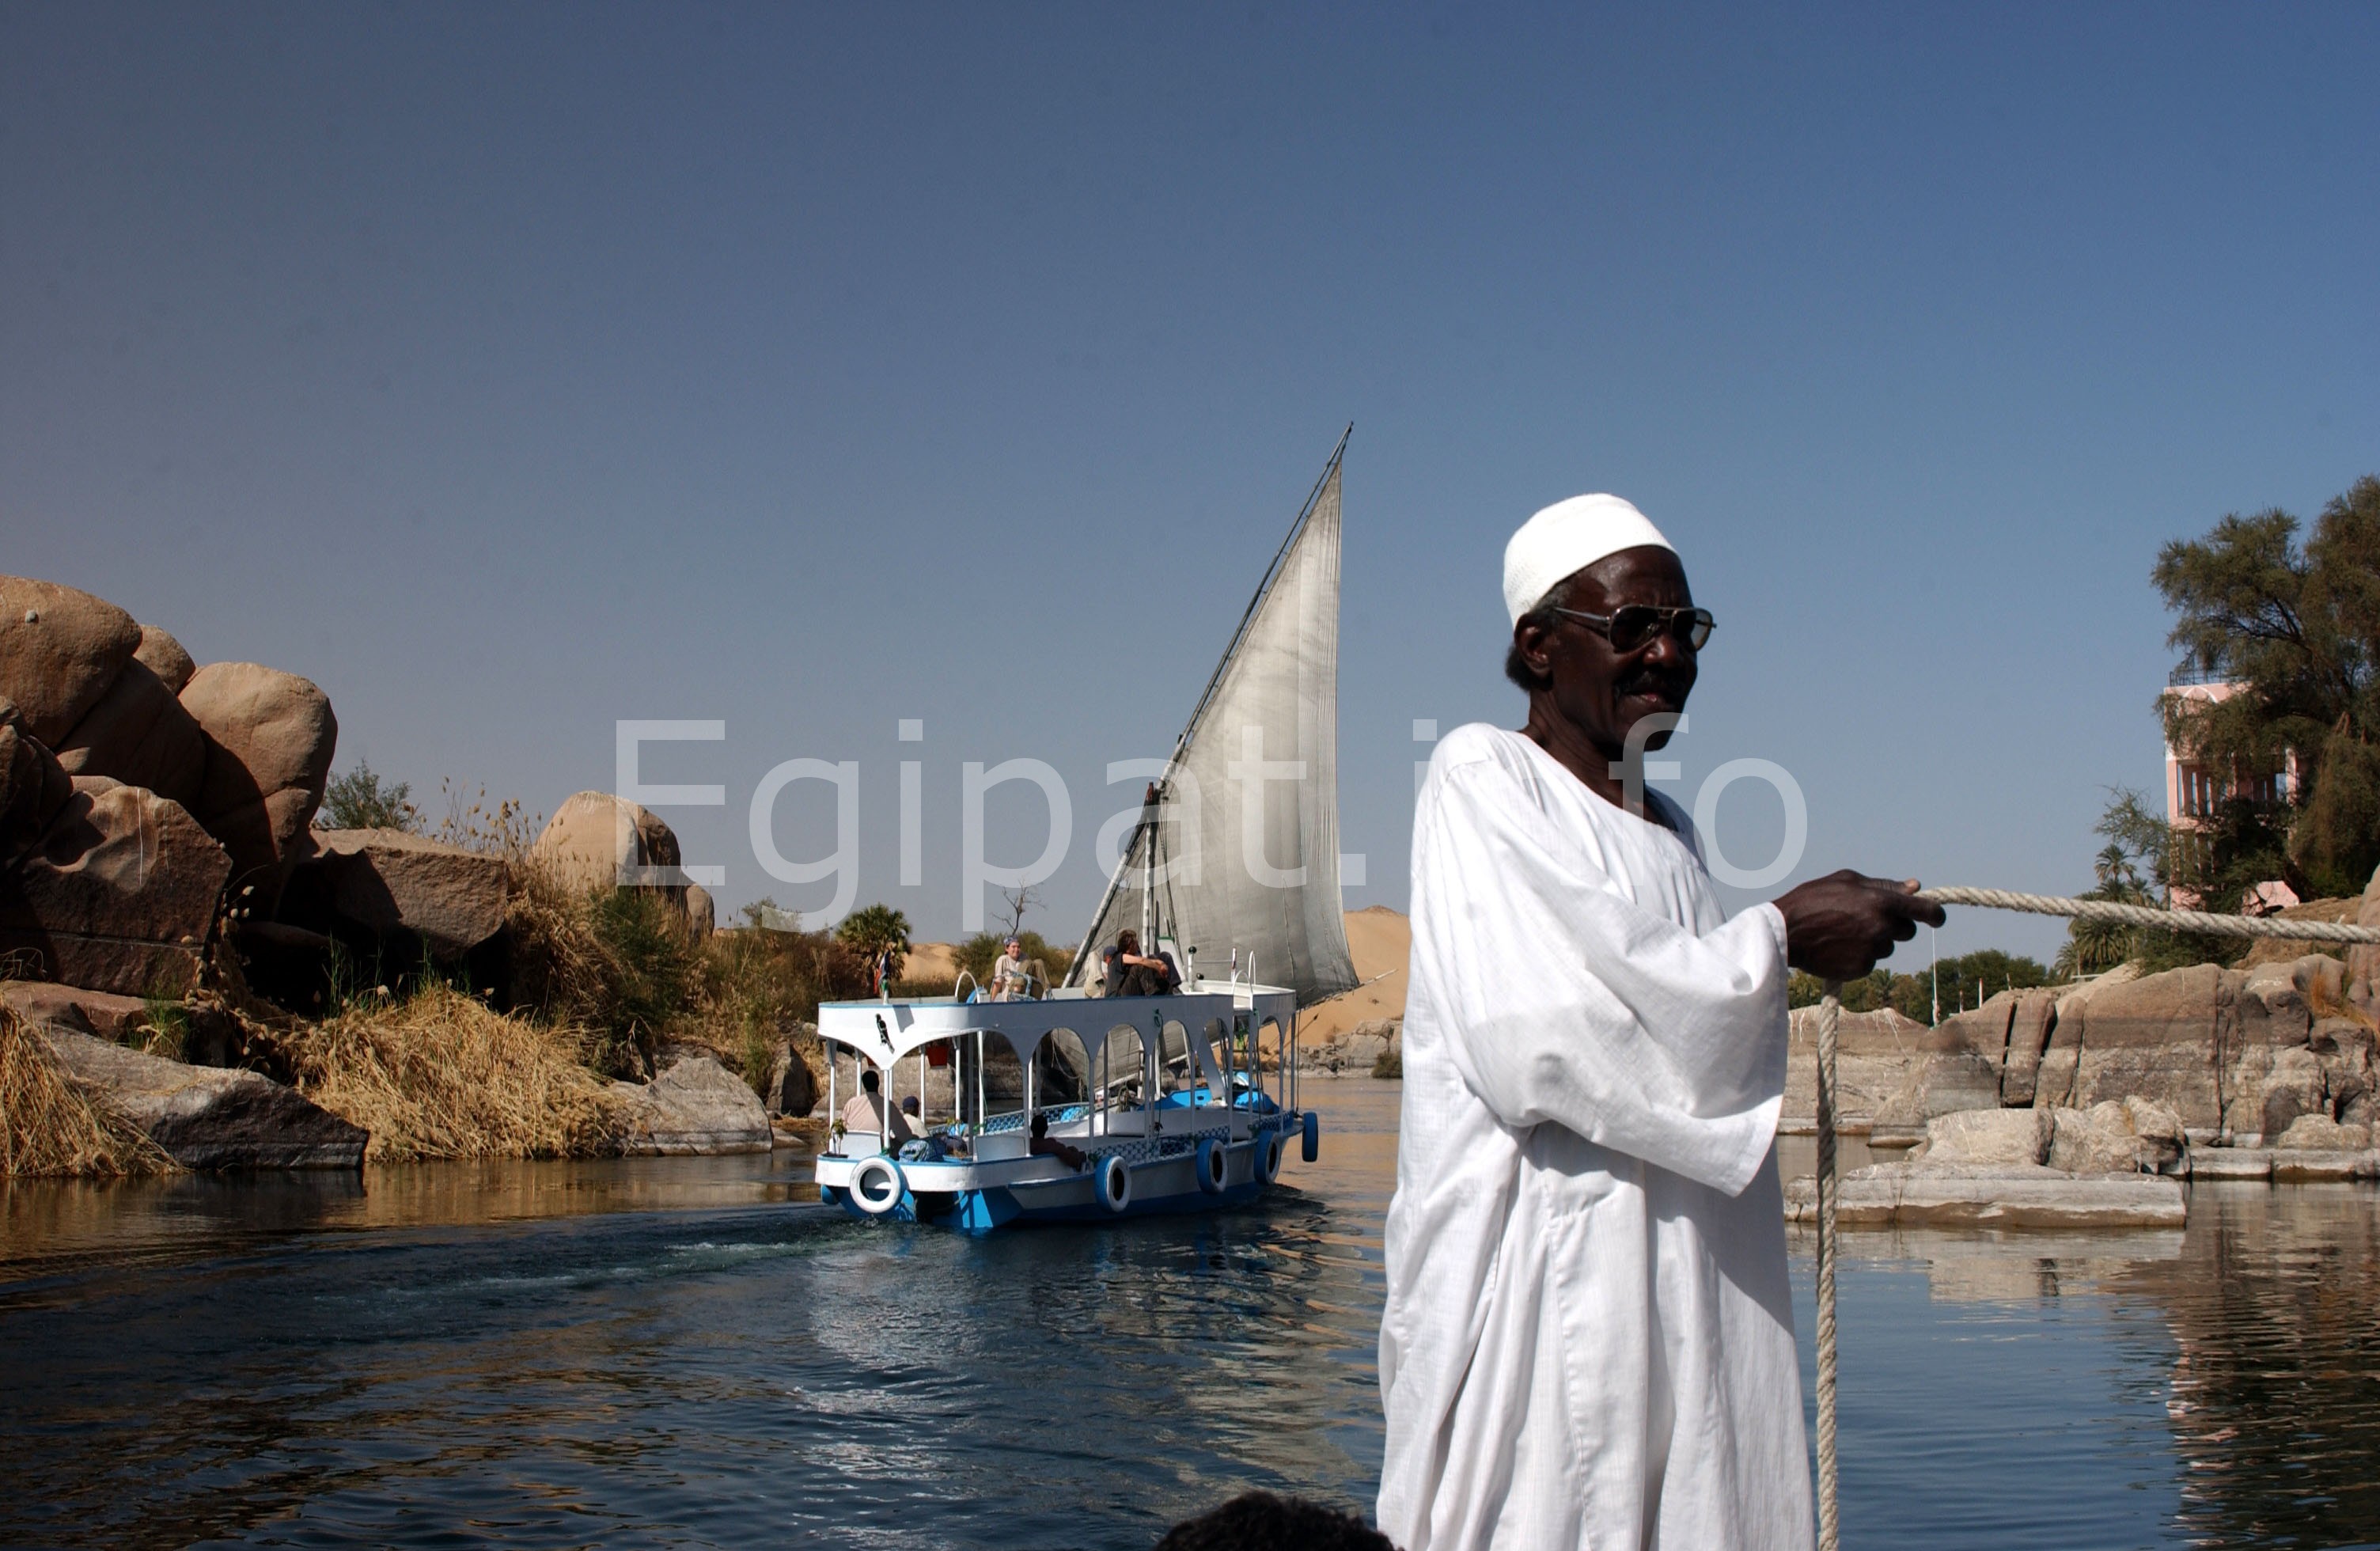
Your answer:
[1031,1111,1048,1138]
[1117,928,1140,955]
[1153,1492,1395,1551]
[1503,575,1575,692]
[860,1068,880,1093]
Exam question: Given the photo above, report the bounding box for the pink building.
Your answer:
[2162,673,2297,909]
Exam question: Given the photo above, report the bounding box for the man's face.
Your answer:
[1519,544,1699,758]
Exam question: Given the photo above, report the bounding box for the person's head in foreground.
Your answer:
[858,1068,879,1095]
[1370,493,1942,1551]
[1005,935,1021,954]
[1154,1491,1396,1551]
[900,1095,919,1117]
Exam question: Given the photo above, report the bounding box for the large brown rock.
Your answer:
[0,576,142,745]
[0,783,231,996]
[36,1022,366,1169]
[0,979,151,1041]
[531,791,684,896]
[2348,863,2380,990]
[180,662,337,897]
[2048,1101,2149,1174]
[294,829,510,955]
[611,1053,771,1155]
[1923,1106,2052,1165]
[51,659,209,810]
[1784,1161,2185,1229]
[131,624,195,694]
[0,706,73,855]
[2063,962,2228,1126]
[1784,1005,1931,1131]
[1999,988,2059,1105]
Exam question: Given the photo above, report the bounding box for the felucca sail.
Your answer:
[1065,432,1360,1007]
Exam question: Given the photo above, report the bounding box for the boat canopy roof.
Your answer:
[815,983,1298,1071]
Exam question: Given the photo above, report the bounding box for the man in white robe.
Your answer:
[1377,495,1942,1550]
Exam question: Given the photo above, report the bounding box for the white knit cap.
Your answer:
[1502,494,1673,624]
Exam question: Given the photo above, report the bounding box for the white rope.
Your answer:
[1813,984,1843,1551]
[1918,885,2380,944]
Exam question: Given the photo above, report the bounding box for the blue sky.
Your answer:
[6,3,2375,965]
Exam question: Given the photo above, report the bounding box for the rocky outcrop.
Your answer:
[2272,1113,2374,1151]
[612,1053,772,1155]
[0,702,73,855]
[1923,1107,2052,1165]
[180,662,338,901]
[288,829,510,956]
[1785,1005,1934,1134]
[533,791,684,897]
[131,624,195,694]
[0,782,231,996]
[36,1022,366,1168]
[0,577,142,746]
[52,658,209,810]
[1786,1161,2185,1229]
[1306,1017,1397,1074]
[0,979,150,1041]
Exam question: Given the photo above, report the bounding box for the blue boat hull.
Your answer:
[822,1175,1276,1231]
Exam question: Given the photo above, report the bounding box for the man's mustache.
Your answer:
[1617,669,1692,702]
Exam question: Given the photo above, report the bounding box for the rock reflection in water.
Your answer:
[2128,1183,2380,1549]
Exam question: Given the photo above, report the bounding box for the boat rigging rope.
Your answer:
[1809,886,2380,1550]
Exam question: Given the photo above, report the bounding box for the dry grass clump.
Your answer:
[0,1003,174,1177]
[282,984,623,1162]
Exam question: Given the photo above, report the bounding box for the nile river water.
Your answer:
[2,1079,2375,1549]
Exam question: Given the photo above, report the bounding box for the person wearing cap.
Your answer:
[991,935,1031,1001]
[1375,496,1943,1551]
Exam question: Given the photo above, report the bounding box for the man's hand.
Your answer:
[1773,870,1946,982]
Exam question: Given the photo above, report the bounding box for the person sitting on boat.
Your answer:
[990,936,1031,1000]
[1026,1110,1087,1170]
[1103,928,1180,997]
[1375,493,1942,1551]
[839,1068,914,1150]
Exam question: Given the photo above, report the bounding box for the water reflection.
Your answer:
[2128,1184,2380,1549]
[2,1083,2375,1549]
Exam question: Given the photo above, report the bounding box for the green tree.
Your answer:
[1787,950,2050,1023]
[833,904,911,981]
[316,760,421,832]
[2154,475,2380,897]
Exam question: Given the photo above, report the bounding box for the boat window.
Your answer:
[981,1034,1026,1122]
[1036,1028,1090,1105]
[1158,1020,1192,1095]
[1097,1024,1146,1111]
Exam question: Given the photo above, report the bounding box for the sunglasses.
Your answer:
[1550,604,1715,653]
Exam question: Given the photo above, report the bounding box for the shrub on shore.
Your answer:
[279,983,623,1162]
[1,1003,174,1177]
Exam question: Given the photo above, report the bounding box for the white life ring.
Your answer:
[849,1155,905,1216]
[1256,1131,1284,1185]
[1196,1137,1228,1196]
[1097,1153,1133,1213]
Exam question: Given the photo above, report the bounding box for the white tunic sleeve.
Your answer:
[1412,748,1789,1196]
